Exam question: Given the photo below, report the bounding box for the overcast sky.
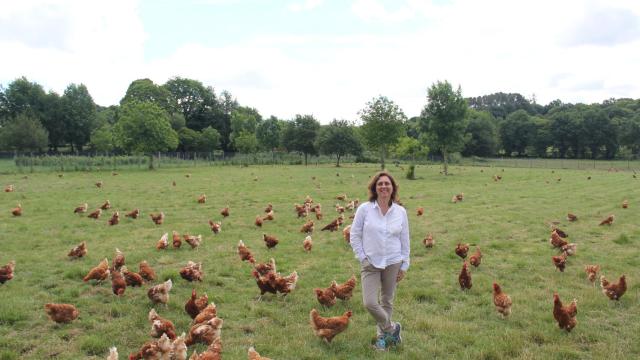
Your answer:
[2,0,639,123]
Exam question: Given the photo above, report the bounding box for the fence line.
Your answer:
[1,152,638,174]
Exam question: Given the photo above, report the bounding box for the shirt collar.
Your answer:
[374,200,394,210]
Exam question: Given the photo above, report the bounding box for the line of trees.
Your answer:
[2,76,640,170]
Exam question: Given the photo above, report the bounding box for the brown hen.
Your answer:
[67,241,87,259]
[180,261,203,282]
[492,283,512,317]
[309,309,352,343]
[148,308,177,340]
[600,274,627,300]
[330,275,356,301]
[0,260,15,284]
[553,293,577,332]
[314,286,336,307]
[139,261,156,281]
[263,234,279,249]
[455,243,470,259]
[44,303,79,323]
[459,261,472,290]
[185,289,209,319]
[237,240,255,263]
[83,258,110,283]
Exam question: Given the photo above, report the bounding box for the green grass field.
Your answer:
[0,163,638,359]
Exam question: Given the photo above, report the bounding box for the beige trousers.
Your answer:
[360,260,402,336]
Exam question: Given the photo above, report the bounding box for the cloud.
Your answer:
[563,5,640,46]
[1,0,640,123]
[351,0,416,23]
[288,0,324,12]
[0,2,73,50]
[0,0,146,103]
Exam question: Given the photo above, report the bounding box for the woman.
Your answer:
[350,171,410,350]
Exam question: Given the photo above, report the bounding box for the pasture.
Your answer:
[0,163,638,359]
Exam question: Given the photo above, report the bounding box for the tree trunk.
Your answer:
[380,146,386,170]
[442,146,449,175]
[304,152,308,166]
[336,154,341,167]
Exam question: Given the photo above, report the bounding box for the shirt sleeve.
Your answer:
[349,203,367,263]
[400,208,410,271]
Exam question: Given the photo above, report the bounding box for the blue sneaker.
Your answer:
[373,336,388,351]
[390,323,402,345]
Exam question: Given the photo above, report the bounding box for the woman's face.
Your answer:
[376,175,393,199]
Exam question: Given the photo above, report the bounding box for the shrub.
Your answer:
[406,164,416,179]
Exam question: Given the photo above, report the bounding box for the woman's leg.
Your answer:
[380,262,402,333]
[361,262,401,336]
[361,264,393,335]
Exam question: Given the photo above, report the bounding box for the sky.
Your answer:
[1,0,640,123]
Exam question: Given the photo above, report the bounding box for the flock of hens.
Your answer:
[2,175,361,359]
[0,168,633,359]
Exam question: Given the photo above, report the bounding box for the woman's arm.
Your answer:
[399,209,410,271]
[349,204,367,263]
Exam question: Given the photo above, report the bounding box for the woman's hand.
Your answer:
[396,270,406,282]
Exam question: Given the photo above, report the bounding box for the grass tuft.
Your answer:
[80,334,110,356]
[613,233,631,245]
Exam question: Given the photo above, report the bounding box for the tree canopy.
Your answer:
[61,83,97,151]
[316,119,363,167]
[281,114,320,165]
[0,113,49,152]
[462,110,498,157]
[359,95,407,169]
[421,81,467,175]
[256,116,282,152]
[113,102,178,153]
[2,75,640,161]
[121,78,176,115]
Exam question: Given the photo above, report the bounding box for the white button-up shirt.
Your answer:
[350,200,410,271]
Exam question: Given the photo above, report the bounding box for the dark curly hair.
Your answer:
[367,171,399,206]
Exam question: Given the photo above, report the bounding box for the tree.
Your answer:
[163,77,232,150]
[281,114,320,165]
[233,131,259,154]
[0,113,49,152]
[178,128,202,152]
[498,110,535,156]
[420,81,467,175]
[549,107,582,158]
[61,83,97,152]
[316,120,363,167]
[198,126,221,152]
[163,77,218,130]
[581,108,616,159]
[405,116,422,139]
[462,110,498,157]
[120,78,176,114]
[89,124,115,153]
[169,112,186,130]
[41,91,66,151]
[391,136,429,161]
[359,95,407,169]
[113,102,178,153]
[0,77,47,123]
[256,116,281,153]
[530,116,553,157]
[618,115,640,156]
[467,92,534,119]
[219,90,239,115]
[230,106,261,150]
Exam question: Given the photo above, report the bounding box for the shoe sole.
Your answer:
[393,323,402,345]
